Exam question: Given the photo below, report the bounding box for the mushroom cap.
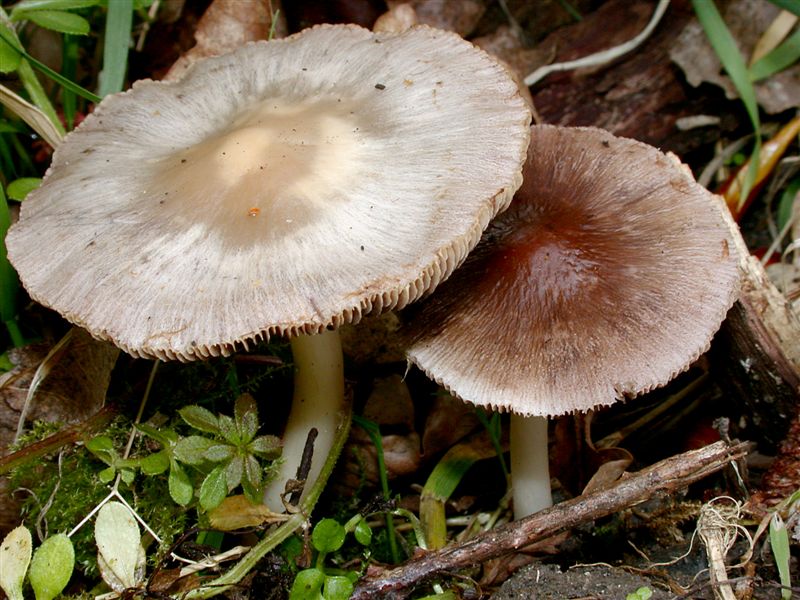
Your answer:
[406,125,741,417]
[7,24,530,361]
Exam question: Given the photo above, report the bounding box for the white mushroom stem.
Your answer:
[510,414,553,519]
[262,329,345,510]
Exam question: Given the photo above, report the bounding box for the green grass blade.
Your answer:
[0,183,23,347]
[97,0,133,97]
[692,0,761,203]
[769,513,793,600]
[749,26,800,81]
[61,34,78,128]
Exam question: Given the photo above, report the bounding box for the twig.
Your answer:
[352,440,751,599]
[524,0,670,86]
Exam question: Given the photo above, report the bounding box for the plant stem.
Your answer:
[186,395,353,598]
[510,414,552,519]
[262,329,345,510]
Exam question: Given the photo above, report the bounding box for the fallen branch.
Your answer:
[352,440,751,599]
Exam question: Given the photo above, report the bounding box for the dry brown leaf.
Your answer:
[670,0,800,114]
[207,495,285,531]
[166,0,286,81]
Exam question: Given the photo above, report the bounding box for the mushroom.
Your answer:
[406,125,741,518]
[6,24,531,510]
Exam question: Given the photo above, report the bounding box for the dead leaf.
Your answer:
[208,495,285,531]
[166,0,286,81]
[670,0,800,114]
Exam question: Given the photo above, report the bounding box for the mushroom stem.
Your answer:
[510,414,553,518]
[262,329,346,510]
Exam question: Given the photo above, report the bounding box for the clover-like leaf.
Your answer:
[312,519,346,554]
[179,405,220,434]
[289,568,325,600]
[323,575,354,600]
[353,519,372,546]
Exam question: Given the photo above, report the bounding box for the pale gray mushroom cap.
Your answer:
[7,24,530,361]
[406,125,741,417]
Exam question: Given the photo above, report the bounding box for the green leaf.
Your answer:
[119,468,135,485]
[7,177,41,201]
[312,518,345,554]
[218,414,239,444]
[0,526,32,600]
[776,177,800,231]
[289,568,325,600]
[353,519,372,546]
[235,394,259,442]
[225,455,243,490]
[95,501,142,590]
[97,0,132,97]
[0,23,21,73]
[139,450,169,475]
[12,0,100,11]
[750,26,800,81]
[174,435,215,465]
[16,10,90,35]
[323,575,354,600]
[168,460,193,506]
[199,465,228,511]
[29,533,74,600]
[244,454,261,489]
[179,405,220,434]
[203,443,234,463]
[98,466,116,483]
[136,422,176,446]
[770,513,792,600]
[249,434,281,459]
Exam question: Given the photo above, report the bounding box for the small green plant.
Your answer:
[626,587,653,600]
[138,393,281,510]
[289,515,373,600]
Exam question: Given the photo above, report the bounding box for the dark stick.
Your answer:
[287,427,318,507]
[352,440,751,599]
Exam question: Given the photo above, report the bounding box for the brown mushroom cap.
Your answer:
[406,125,741,416]
[7,24,530,361]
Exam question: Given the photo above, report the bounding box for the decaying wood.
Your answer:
[711,254,800,450]
[352,440,751,599]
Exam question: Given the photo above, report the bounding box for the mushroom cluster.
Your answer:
[6,24,531,509]
[406,125,741,518]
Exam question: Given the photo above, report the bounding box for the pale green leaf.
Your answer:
[139,450,169,475]
[0,526,32,600]
[203,443,234,463]
[95,501,141,590]
[770,513,792,600]
[323,575,354,600]
[29,533,74,600]
[97,0,132,97]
